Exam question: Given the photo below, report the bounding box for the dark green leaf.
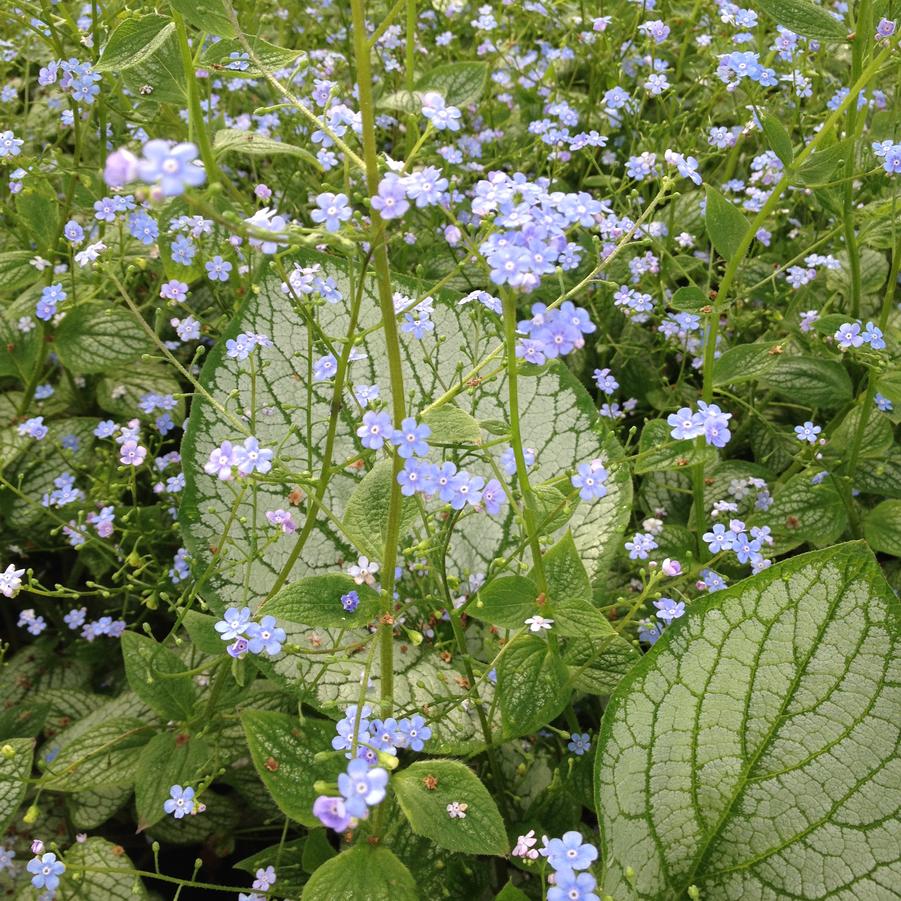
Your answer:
[753,0,848,40]
[760,356,852,407]
[635,419,718,475]
[171,0,235,37]
[265,574,380,628]
[498,634,569,738]
[415,61,488,106]
[713,342,781,386]
[669,285,708,312]
[472,575,539,629]
[55,305,153,374]
[864,500,901,556]
[95,14,174,71]
[302,844,418,900]
[135,732,211,830]
[760,112,794,165]
[0,738,33,833]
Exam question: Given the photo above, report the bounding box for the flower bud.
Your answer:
[103,148,138,188]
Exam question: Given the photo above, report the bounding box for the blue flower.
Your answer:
[397,458,437,496]
[205,255,232,282]
[27,852,65,891]
[794,421,822,443]
[567,732,591,755]
[391,417,431,459]
[128,211,159,244]
[548,869,599,901]
[571,459,608,501]
[653,597,685,623]
[163,784,196,819]
[341,590,360,612]
[396,714,431,751]
[232,437,273,476]
[246,615,285,656]
[542,831,598,871]
[215,606,253,641]
[338,759,389,818]
[311,192,351,232]
[371,174,409,220]
[357,411,393,450]
[481,478,506,515]
[313,353,338,381]
[137,140,206,196]
[171,235,196,265]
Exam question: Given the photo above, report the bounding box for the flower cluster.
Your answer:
[703,517,774,571]
[515,301,596,364]
[667,401,733,448]
[204,437,274,479]
[214,606,287,658]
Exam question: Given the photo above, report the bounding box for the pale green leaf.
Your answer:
[415,61,488,106]
[171,0,235,37]
[96,14,174,71]
[200,36,303,77]
[753,0,848,40]
[66,785,132,830]
[121,632,197,721]
[55,305,153,374]
[472,575,539,629]
[264,574,380,628]
[213,128,320,168]
[705,185,750,261]
[596,542,899,899]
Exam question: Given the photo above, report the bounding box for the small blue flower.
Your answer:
[246,615,285,656]
[338,759,388,818]
[341,590,360,612]
[137,140,206,196]
[548,868,599,901]
[215,606,252,641]
[391,417,431,459]
[542,831,598,871]
[205,255,232,282]
[794,421,822,443]
[163,784,196,819]
[567,732,591,755]
[357,410,393,450]
[653,597,685,624]
[27,852,65,891]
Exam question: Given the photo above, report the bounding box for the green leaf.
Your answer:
[539,530,591,602]
[634,419,718,475]
[705,185,750,261]
[265,574,380,628]
[0,306,41,380]
[712,341,781,386]
[563,634,640,696]
[171,0,235,37]
[472,575,539,629]
[497,634,569,738]
[96,14,175,71]
[760,355,852,407]
[241,710,343,827]
[302,830,337,873]
[864,500,901,557]
[496,882,530,901]
[830,404,893,460]
[302,844,417,901]
[750,472,847,554]
[596,542,899,899]
[121,632,197,721]
[753,0,848,40]
[422,403,482,444]
[181,611,229,655]
[66,785,132,830]
[0,250,42,291]
[17,178,59,253]
[200,36,303,77]
[97,361,185,421]
[55,305,153,374]
[135,732,211,830]
[669,285,709,312]
[0,738,33,833]
[392,760,509,855]
[342,460,419,562]
[415,61,488,106]
[39,712,151,791]
[792,138,855,185]
[760,112,794,165]
[855,448,901,498]
[213,128,321,169]
[56,838,149,900]
[116,19,187,105]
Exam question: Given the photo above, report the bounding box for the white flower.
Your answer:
[512,829,540,859]
[348,556,379,586]
[0,564,26,598]
[446,801,468,819]
[524,615,554,633]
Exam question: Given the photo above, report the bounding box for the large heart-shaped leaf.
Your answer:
[595,542,900,899]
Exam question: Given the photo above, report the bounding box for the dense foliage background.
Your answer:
[0,0,899,899]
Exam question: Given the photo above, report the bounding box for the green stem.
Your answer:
[501,289,547,593]
[351,0,407,716]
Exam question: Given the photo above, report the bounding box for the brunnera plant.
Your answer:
[0,0,899,898]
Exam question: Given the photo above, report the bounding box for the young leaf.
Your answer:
[302,844,418,901]
[538,530,591,602]
[760,112,794,165]
[121,632,197,721]
[596,543,899,899]
[864,500,901,557]
[264,574,380,628]
[754,0,848,40]
[241,710,343,827]
[791,137,854,185]
[705,185,750,261]
[472,575,540,629]
[422,403,482,444]
[712,341,782,386]
[392,760,509,855]
[55,305,153,374]
[0,738,33,833]
[134,732,211,830]
[200,36,303,77]
[497,634,569,738]
[496,882,531,901]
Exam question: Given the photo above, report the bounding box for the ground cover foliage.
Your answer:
[0,0,900,898]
